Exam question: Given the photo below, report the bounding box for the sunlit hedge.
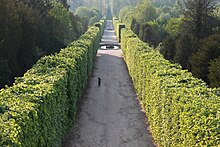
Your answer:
[0,20,105,147]
[119,27,220,146]
[113,17,125,42]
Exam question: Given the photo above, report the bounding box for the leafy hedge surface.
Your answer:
[113,17,122,42]
[0,20,105,147]
[119,28,220,146]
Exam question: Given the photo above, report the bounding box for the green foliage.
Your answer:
[189,34,220,83]
[49,1,72,45]
[212,5,220,18]
[109,0,140,17]
[139,21,164,46]
[0,0,22,83]
[68,0,106,15]
[173,33,198,69]
[119,6,134,28]
[118,1,167,46]
[75,7,92,18]
[134,0,158,23]
[164,17,182,37]
[89,16,99,26]
[160,36,176,60]
[75,7,102,26]
[168,0,184,18]
[0,20,105,146]
[0,0,87,89]
[156,11,171,25]
[0,60,11,88]
[117,0,220,88]
[208,57,220,88]
[119,28,220,146]
[183,0,218,39]
[50,1,71,28]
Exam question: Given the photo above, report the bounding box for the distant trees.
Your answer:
[75,7,102,26]
[49,1,84,45]
[0,0,91,88]
[110,0,141,17]
[68,0,106,14]
[165,0,220,87]
[119,0,163,46]
[67,0,140,19]
[106,5,113,19]
[179,0,220,85]
[139,21,163,46]
[150,0,178,6]
[118,0,220,87]
[164,18,182,36]
[134,0,158,23]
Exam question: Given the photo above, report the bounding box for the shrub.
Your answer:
[0,20,105,147]
[119,28,220,146]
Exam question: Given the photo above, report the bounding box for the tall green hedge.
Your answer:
[117,23,220,146]
[113,17,120,41]
[0,20,105,147]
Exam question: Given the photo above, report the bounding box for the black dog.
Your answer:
[98,77,101,87]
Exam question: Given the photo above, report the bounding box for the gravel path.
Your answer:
[62,20,155,147]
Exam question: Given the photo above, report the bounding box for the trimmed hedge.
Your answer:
[118,25,220,146]
[0,20,105,147]
[113,17,125,42]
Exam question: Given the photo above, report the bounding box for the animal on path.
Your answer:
[98,77,101,87]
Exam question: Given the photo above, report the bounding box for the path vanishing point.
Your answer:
[62,20,156,147]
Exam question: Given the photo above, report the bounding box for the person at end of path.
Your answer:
[98,77,101,87]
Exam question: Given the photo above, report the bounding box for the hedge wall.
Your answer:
[115,20,220,146]
[0,20,105,147]
[113,17,125,42]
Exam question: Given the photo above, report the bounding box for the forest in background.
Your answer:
[1,0,220,88]
[119,0,220,87]
[0,0,102,88]
[67,0,220,87]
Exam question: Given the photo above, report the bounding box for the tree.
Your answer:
[173,33,198,69]
[183,0,217,39]
[0,0,21,84]
[134,0,158,23]
[161,36,176,60]
[75,7,91,18]
[110,0,140,17]
[139,21,163,46]
[170,0,184,17]
[58,0,69,8]
[49,1,72,45]
[188,34,220,82]
[208,56,220,87]
[164,18,183,37]
[0,0,87,88]
[119,6,133,22]
[17,2,39,73]
[75,6,101,27]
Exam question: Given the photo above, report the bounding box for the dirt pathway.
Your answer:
[62,21,155,147]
